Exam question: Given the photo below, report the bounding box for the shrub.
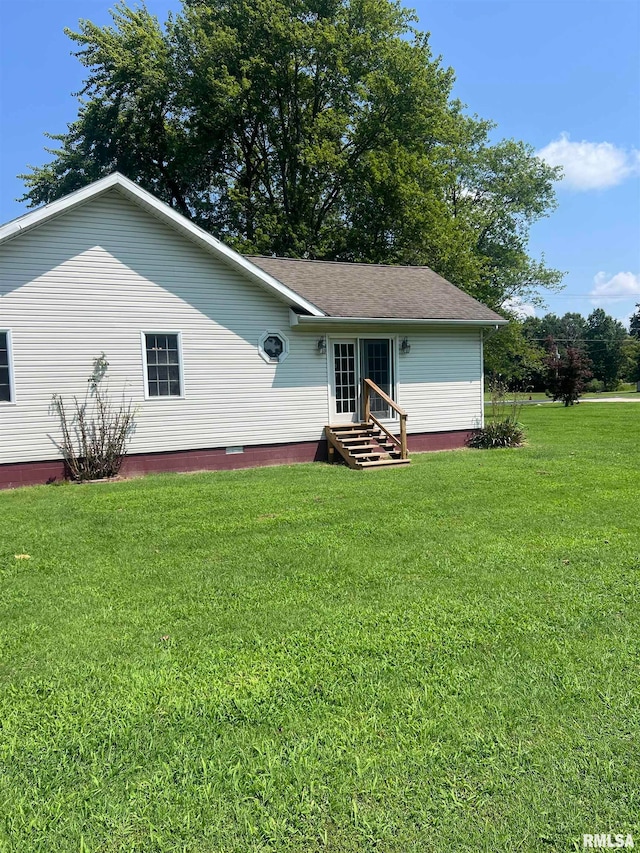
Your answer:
[584,378,604,393]
[468,419,525,449]
[52,354,136,481]
[469,376,526,449]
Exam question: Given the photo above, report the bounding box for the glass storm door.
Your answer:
[331,340,358,422]
[361,339,392,418]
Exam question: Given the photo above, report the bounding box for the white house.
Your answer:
[0,173,506,488]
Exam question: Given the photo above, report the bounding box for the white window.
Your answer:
[258,330,289,364]
[0,331,14,403]
[143,333,183,398]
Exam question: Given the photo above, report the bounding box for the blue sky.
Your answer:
[1,0,638,324]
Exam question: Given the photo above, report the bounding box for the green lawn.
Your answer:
[484,384,639,403]
[1,405,639,852]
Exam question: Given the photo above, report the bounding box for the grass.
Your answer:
[1,404,639,852]
[484,384,639,403]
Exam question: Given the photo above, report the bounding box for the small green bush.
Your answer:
[472,375,527,449]
[468,420,525,449]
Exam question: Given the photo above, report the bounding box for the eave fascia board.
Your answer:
[0,173,326,319]
[0,173,124,246]
[291,314,508,328]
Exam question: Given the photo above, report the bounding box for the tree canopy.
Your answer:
[21,0,563,309]
[486,307,634,391]
[522,312,589,350]
[584,309,628,390]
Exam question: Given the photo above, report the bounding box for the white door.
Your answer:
[330,339,359,423]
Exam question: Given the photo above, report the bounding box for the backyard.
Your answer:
[0,403,638,852]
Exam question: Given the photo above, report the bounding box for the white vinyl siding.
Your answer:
[0,190,329,465]
[325,327,483,434]
[0,189,483,468]
[396,328,484,432]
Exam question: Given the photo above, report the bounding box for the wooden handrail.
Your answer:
[363,378,408,459]
[363,378,407,417]
[369,414,401,448]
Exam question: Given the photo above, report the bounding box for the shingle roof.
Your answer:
[246,256,504,323]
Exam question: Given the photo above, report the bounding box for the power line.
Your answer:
[528,338,628,343]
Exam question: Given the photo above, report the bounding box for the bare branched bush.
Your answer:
[52,354,135,481]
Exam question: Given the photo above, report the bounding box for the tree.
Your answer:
[523,309,632,391]
[20,0,562,310]
[585,309,627,390]
[630,304,640,339]
[621,336,640,384]
[483,319,544,387]
[522,312,588,349]
[520,312,589,390]
[544,337,592,406]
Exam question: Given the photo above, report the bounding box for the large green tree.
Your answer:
[516,313,588,389]
[621,336,640,384]
[20,0,562,309]
[585,308,627,390]
[522,312,588,349]
[483,318,544,386]
[630,304,640,339]
[521,310,633,391]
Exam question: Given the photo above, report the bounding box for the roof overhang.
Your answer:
[0,173,326,318]
[290,312,508,328]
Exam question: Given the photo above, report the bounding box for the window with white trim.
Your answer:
[0,332,12,402]
[144,333,182,397]
[258,330,289,364]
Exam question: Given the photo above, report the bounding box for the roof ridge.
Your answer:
[245,255,442,272]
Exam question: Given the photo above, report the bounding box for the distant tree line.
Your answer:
[485,303,640,396]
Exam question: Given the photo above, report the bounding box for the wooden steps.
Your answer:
[324,422,410,470]
[359,457,411,468]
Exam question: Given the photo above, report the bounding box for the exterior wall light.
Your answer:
[317,337,327,355]
[400,337,411,354]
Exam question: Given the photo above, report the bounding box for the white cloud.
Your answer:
[590,271,640,303]
[537,133,640,190]
[502,297,536,319]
